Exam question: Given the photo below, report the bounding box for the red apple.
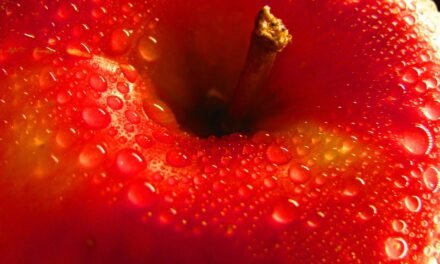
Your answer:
[1,0,440,263]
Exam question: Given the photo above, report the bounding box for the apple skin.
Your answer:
[1,0,440,263]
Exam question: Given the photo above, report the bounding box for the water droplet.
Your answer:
[56,3,77,20]
[402,14,415,25]
[56,91,72,104]
[266,144,291,165]
[413,81,428,94]
[125,110,141,124]
[143,100,178,129]
[384,237,408,260]
[288,164,311,183]
[392,219,407,233]
[128,182,156,207]
[423,166,440,193]
[394,175,409,188]
[238,184,253,198]
[110,28,131,53]
[342,177,365,197]
[402,68,419,84]
[135,134,154,148]
[82,106,111,129]
[89,73,107,92]
[421,100,440,120]
[138,35,160,62]
[306,212,325,228]
[55,127,77,148]
[117,82,129,94]
[33,47,55,61]
[433,214,440,225]
[91,6,106,20]
[404,195,422,212]
[263,177,277,189]
[33,154,58,178]
[166,149,191,168]
[357,205,377,221]
[400,125,433,155]
[152,130,174,144]
[39,69,57,90]
[115,148,147,175]
[106,96,123,110]
[252,131,272,144]
[424,77,438,89]
[388,84,406,101]
[272,199,299,224]
[66,42,91,58]
[78,144,106,169]
[120,64,138,83]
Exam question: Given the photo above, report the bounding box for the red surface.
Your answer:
[1,0,440,263]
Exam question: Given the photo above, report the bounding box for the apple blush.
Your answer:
[1,0,440,263]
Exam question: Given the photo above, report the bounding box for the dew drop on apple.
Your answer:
[272,199,299,224]
[115,148,147,175]
[117,82,129,94]
[66,42,91,58]
[414,81,427,93]
[91,6,106,20]
[388,84,406,101]
[138,35,160,62]
[421,100,440,120]
[424,77,438,89]
[402,68,419,84]
[152,130,174,144]
[166,149,191,168]
[263,177,277,189]
[404,195,422,212]
[78,144,106,169]
[357,205,377,221]
[266,144,291,165]
[238,184,253,198]
[423,166,440,192]
[106,95,123,110]
[128,182,156,207]
[392,219,407,233]
[342,177,365,197]
[424,246,435,258]
[55,127,77,148]
[402,14,415,25]
[33,47,54,61]
[288,163,310,183]
[384,237,408,260]
[135,134,153,148]
[39,69,57,90]
[56,91,72,104]
[56,3,77,20]
[33,155,59,178]
[89,73,107,92]
[120,64,138,83]
[143,100,177,128]
[394,175,409,189]
[110,28,131,53]
[125,110,141,124]
[82,106,111,129]
[400,125,432,155]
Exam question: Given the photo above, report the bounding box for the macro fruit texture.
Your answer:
[1,0,440,263]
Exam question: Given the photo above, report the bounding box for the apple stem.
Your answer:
[227,6,291,132]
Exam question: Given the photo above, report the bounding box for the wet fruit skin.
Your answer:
[2,0,440,263]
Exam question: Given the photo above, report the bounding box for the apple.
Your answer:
[1,0,440,263]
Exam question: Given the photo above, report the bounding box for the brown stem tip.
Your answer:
[254,5,292,52]
[227,6,292,132]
